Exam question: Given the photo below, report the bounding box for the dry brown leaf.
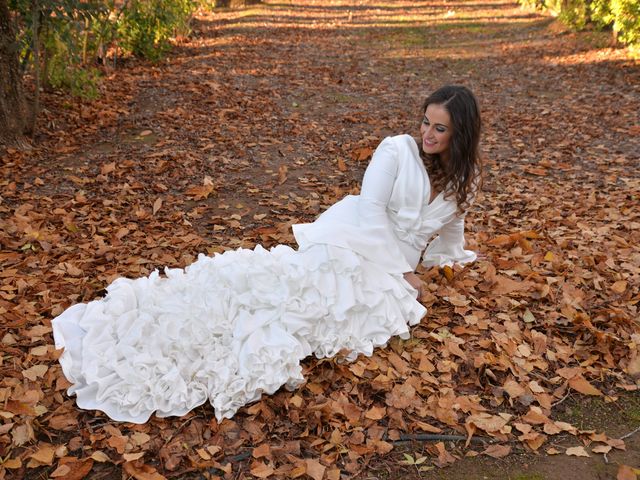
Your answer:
[351,147,373,161]
[523,432,547,451]
[152,197,163,215]
[386,383,416,409]
[433,441,457,467]
[28,444,56,466]
[23,364,48,381]
[482,444,511,458]
[186,183,214,200]
[101,162,116,175]
[493,275,533,295]
[305,459,326,480]
[123,452,145,462]
[278,165,288,185]
[252,443,271,459]
[617,465,638,480]
[503,379,527,398]
[592,445,612,454]
[611,280,627,293]
[123,461,167,480]
[130,432,151,447]
[52,458,94,480]
[467,413,509,433]
[250,461,275,478]
[568,376,602,396]
[365,405,386,420]
[521,406,550,425]
[12,423,34,445]
[565,446,590,457]
[3,458,22,469]
[90,451,111,462]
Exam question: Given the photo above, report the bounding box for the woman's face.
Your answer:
[420,103,452,161]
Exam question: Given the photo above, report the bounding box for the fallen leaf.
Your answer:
[365,405,386,420]
[123,461,167,480]
[101,162,116,175]
[3,458,21,469]
[278,165,288,185]
[153,197,163,215]
[252,443,271,459]
[386,383,416,409]
[90,451,111,462]
[482,444,511,458]
[305,458,326,480]
[29,444,56,466]
[186,183,214,200]
[611,280,627,293]
[250,460,275,478]
[565,446,590,457]
[568,376,602,396]
[123,452,145,462]
[617,465,637,480]
[23,364,48,381]
[592,445,612,454]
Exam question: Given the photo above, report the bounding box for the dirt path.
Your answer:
[1,0,639,479]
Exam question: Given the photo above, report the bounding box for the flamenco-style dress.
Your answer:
[52,134,476,423]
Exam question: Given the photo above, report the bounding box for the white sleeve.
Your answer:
[421,214,476,268]
[292,137,413,274]
[356,138,414,272]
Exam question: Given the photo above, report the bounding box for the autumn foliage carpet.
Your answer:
[0,0,639,478]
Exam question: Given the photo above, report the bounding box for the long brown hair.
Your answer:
[419,85,482,213]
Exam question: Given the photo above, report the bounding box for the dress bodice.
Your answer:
[293,134,476,273]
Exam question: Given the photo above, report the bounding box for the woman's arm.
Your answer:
[421,214,476,268]
[356,138,413,272]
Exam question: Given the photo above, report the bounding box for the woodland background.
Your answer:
[1,0,639,479]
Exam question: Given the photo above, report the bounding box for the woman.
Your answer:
[53,85,482,424]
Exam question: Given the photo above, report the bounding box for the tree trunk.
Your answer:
[29,0,39,133]
[0,0,29,148]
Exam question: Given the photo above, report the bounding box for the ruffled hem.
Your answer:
[421,249,477,268]
[53,244,425,423]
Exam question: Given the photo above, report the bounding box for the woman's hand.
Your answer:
[403,272,425,297]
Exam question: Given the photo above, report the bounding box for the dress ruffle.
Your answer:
[53,244,426,423]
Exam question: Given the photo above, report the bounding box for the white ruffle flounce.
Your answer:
[52,244,425,423]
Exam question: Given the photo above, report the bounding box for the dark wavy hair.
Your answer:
[419,85,482,213]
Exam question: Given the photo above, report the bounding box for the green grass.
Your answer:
[512,474,546,480]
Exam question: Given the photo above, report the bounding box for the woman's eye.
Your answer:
[436,127,446,133]
[422,118,429,125]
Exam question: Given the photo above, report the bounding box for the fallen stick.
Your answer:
[619,425,640,440]
[388,433,490,444]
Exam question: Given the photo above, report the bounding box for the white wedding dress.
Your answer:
[52,135,476,423]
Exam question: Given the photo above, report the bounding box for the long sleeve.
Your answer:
[421,214,476,268]
[292,137,413,274]
[356,138,414,271]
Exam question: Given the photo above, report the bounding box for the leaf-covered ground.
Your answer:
[1,0,639,478]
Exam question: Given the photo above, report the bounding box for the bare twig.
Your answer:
[552,391,571,407]
[619,424,640,440]
[386,433,490,444]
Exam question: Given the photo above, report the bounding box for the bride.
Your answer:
[52,85,483,424]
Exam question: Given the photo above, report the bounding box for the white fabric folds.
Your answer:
[52,134,477,424]
[294,135,476,271]
[53,245,426,423]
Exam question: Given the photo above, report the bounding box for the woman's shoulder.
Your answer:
[377,134,420,156]
[381,134,418,147]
